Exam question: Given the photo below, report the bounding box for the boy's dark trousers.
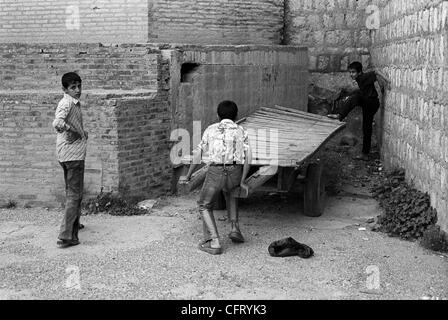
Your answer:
[197,165,243,240]
[58,160,84,241]
[338,92,380,154]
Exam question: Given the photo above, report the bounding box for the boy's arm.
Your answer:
[240,146,252,186]
[375,71,391,91]
[240,131,252,186]
[179,129,208,183]
[366,67,391,90]
[375,69,391,84]
[184,147,202,181]
[52,100,79,134]
[53,101,83,144]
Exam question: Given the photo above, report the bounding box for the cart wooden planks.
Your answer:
[176,105,346,217]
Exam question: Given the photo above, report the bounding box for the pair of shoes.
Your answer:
[57,239,80,248]
[79,223,85,230]
[327,114,340,120]
[353,154,369,161]
[198,239,222,255]
[229,230,245,243]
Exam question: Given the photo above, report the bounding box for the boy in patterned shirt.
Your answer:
[52,72,88,248]
[180,101,252,255]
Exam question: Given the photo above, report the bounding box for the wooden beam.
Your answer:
[177,164,209,195]
[235,165,278,198]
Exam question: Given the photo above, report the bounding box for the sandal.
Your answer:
[198,239,223,255]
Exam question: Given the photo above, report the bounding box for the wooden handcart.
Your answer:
[175,105,345,217]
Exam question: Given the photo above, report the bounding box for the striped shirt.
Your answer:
[52,93,87,162]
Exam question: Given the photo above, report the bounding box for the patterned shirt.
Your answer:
[196,119,249,164]
[52,93,87,162]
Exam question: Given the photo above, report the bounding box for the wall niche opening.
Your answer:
[181,63,200,83]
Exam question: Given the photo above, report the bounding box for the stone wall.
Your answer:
[286,0,372,89]
[0,43,172,207]
[371,0,448,232]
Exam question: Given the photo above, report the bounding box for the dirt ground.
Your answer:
[1,193,447,300]
[1,125,447,300]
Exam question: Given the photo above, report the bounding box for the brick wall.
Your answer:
[285,0,372,89]
[149,0,285,45]
[0,43,308,206]
[0,91,122,206]
[0,43,159,91]
[0,0,148,43]
[371,0,448,233]
[0,0,284,45]
[116,55,173,196]
[0,43,172,207]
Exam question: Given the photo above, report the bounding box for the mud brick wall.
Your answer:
[148,0,285,45]
[116,93,172,197]
[371,0,448,232]
[285,0,372,89]
[0,92,123,206]
[0,43,159,91]
[167,45,309,137]
[0,43,172,207]
[0,0,148,43]
[0,0,284,45]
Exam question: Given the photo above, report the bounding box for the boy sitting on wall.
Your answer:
[179,101,252,255]
[327,61,391,161]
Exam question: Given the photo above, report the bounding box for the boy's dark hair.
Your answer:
[61,72,82,89]
[348,61,363,73]
[217,100,238,121]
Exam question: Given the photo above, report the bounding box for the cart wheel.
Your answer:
[303,161,325,217]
